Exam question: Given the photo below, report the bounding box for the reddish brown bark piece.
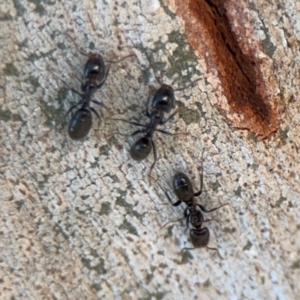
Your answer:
[175,0,279,138]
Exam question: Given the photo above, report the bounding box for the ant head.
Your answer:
[151,83,175,113]
[83,53,105,79]
[68,108,92,140]
[130,136,152,161]
[173,172,194,202]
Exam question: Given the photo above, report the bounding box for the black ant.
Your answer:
[155,157,229,258]
[112,75,201,175]
[49,33,133,140]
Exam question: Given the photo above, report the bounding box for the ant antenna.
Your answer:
[65,32,89,57]
[174,77,202,92]
[154,71,165,86]
[161,216,186,229]
[105,53,136,64]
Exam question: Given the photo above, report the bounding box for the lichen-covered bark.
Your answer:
[1,0,300,299]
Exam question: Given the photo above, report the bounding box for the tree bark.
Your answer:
[1,0,299,299]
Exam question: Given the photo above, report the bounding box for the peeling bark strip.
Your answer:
[175,0,279,137]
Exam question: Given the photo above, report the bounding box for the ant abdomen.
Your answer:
[190,227,210,248]
[68,108,92,140]
[130,137,152,161]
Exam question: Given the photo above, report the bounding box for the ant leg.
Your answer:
[92,101,107,115]
[203,218,220,223]
[131,129,147,136]
[150,175,182,206]
[199,203,230,214]
[160,109,179,125]
[148,139,157,179]
[68,88,83,97]
[174,77,202,92]
[156,129,188,136]
[65,33,89,57]
[90,107,101,124]
[183,207,188,217]
[184,208,191,231]
[180,247,195,253]
[105,125,146,139]
[64,102,83,117]
[163,186,182,206]
[156,129,173,135]
[39,102,80,140]
[92,100,108,114]
[180,245,223,259]
[128,121,146,127]
[108,118,146,128]
[172,200,183,206]
[92,100,106,108]
[90,107,102,138]
[206,246,223,259]
[48,68,84,97]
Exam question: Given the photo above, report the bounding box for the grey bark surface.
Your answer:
[1,0,300,299]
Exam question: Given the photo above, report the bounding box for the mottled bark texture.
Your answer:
[1,0,299,299]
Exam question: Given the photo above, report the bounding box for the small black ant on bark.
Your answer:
[155,156,229,258]
[49,33,133,140]
[112,75,201,175]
